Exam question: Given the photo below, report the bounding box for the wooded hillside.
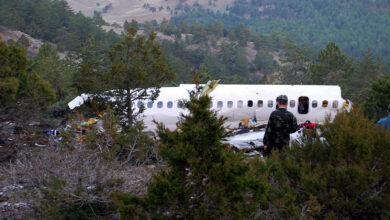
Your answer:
[172,0,390,65]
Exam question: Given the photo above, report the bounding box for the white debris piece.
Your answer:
[14,202,28,207]
[245,151,263,157]
[0,202,10,207]
[87,185,96,190]
[67,93,90,110]
[2,185,24,191]
[223,129,304,151]
[223,130,265,151]
[290,130,303,142]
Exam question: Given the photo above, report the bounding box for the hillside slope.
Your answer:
[66,0,233,24]
[172,0,390,64]
[65,0,390,65]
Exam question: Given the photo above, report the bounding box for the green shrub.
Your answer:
[259,109,390,219]
[113,89,268,219]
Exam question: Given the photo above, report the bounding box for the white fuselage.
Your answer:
[138,84,347,131]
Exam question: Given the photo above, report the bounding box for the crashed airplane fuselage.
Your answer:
[68,84,350,132]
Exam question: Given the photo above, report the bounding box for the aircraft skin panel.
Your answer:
[140,84,346,132]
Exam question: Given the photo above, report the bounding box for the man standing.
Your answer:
[376,104,390,131]
[263,95,298,156]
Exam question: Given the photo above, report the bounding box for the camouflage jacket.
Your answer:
[263,108,298,148]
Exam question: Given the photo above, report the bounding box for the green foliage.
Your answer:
[158,22,301,84]
[234,47,250,78]
[346,49,387,102]
[0,77,20,103]
[254,50,276,74]
[113,90,268,218]
[192,64,211,84]
[107,27,174,127]
[171,0,390,65]
[307,43,387,102]
[310,42,353,86]
[0,0,120,52]
[92,12,107,26]
[228,23,250,47]
[363,76,390,119]
[258,109,390,218]
[0,39,55,116]
[124,19,139,31]
[26,71,56,109]
[73,36,106,95]
[0,39,27,104]
[85,110,155,164]
[30,43,71,101]
[16,35,30,48]
[35,176,97,220]
[277,42,313,84]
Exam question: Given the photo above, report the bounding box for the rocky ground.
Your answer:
[0,26,67,58]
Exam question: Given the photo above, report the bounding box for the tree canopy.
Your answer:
[106,27,175,127]
[0,39,55,124]
[171,0,390,65]
[0,0,120,51]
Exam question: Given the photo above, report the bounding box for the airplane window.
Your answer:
[237,100,243,108]
[298,96,309,114]
[157,101,163,108]
[147,101,153,108]
[137,101,144,108]
[289,100,296,108]
[312,100,318,108]
[167,101,173,108]
[217,101,223,108]
[332,100,339,109]
[227,101,233,108]
[248,100,253,107]
[257,100,263,108]
[268,100,273,108]
[322,100,328,108]
[177,101,184,108]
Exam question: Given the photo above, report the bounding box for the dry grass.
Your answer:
[66,0,234,25]
[0,141,162,219]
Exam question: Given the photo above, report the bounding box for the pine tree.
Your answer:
[0,39,55,124]
[106,27,174,128]
[73,36,105,95]
[310,42,353,85]
[31,43,69,101]
[0,39,26,104]
[345,49,387,103]
[113,89,267,219]
[363,76,390,119]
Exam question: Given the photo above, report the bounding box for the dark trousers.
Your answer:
[263,144,283,157]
